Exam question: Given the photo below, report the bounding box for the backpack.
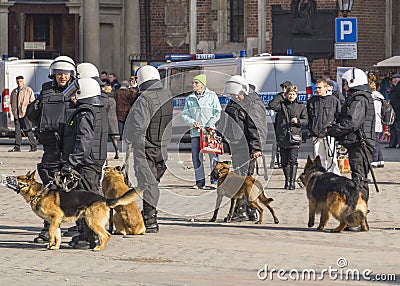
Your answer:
[380,99,395,126]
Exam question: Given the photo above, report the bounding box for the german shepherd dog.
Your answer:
[102,166,145,235]
[13,170,140,251]
[209,161,279,224]
[301,156,368,232]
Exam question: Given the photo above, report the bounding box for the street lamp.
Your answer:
[338,0,354,17]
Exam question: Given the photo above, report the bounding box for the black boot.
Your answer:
[226,197,248,222]
[63,224,79,237]
[143,200,159,233]
[288,165,298,190]
[283,166,290,189]
[33,221,50,243]
[247,205,259,222]
[71,219,97,249]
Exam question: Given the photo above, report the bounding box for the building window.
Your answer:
[229,0,244,42]
[25,15,54,49]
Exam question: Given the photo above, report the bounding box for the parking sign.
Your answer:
[335,18,357,43]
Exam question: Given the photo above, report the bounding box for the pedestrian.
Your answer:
[109,72,121,91]
[268,85,308,190]
[273,80,293,168]
[326,80,345,105]
[387,74,400,148]
[100,70,108,82]
[328,68,376,231]
[322,71,339,92]
[9,75,37,152]
[218,75,268,222]
[369,81,385,168]
[182,74,222,190]
[123,65,173,233]
[61,77,108,249]
[115,80,138,138]
[307,79,341,175]
[27,55,76,243]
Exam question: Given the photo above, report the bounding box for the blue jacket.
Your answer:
[182,88,222,137]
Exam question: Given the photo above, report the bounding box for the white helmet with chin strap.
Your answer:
[223,75,250,95]
[49,55,76,78]
[342,68,368,89]
[63,78,101,101]
[77,62,99,78]
[136,65,160,86]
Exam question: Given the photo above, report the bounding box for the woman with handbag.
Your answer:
[268,86,308,190]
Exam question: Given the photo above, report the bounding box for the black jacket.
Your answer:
[389,83,400,122]
[62,101,108,169]
[307,94,341,138]
[268,94,308,148]
[328,88,376,148]
[219,91,267,153]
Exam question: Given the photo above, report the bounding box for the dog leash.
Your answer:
[360,143,380,193]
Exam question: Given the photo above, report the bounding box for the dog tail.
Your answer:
[106,188,140,208]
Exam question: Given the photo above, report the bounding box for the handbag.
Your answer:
[288,128,302,144]
[285,105,302,144]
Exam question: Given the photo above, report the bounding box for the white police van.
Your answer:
[0,56,52,137]
[158,53,312,142]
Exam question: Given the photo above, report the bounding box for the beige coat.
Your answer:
[10,85,35,119]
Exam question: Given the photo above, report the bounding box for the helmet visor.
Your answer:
[223,81,243,96]
[54,69,73,76]
[63,80,79,99]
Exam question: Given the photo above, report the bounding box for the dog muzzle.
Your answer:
[1,175,26,194]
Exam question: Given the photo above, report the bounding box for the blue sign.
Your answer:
[335,18,357,43]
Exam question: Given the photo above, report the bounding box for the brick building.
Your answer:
[0,0,398,79]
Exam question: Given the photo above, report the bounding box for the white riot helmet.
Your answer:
[63,78,101,101]
[77,62,99,78]
[136,65,160,86]
[49,56,76,78]
[342,68,368,89]
[223,75,250,95]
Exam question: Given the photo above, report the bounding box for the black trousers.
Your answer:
[230,143,255,176]
[37,136,63,184]
[279,146,299,167]
[76,164,102,194]
[347,143,374,202]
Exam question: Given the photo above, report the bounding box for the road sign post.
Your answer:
[335,18,357,60]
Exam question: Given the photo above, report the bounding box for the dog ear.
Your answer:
[28,170,36,180]
[306,156,312,165]
[115,165,123,172]
[314,155,322,166]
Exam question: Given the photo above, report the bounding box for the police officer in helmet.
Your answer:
[123,65,173,233]
[62,77,108,249]
[28,55,76,243]
[218,75,268,222]
[327,68,376,231]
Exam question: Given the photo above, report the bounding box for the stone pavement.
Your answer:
[0,141,399,286]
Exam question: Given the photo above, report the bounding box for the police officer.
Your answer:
[123,65,173,233]
[61,62,106,239]
[61,77,108,249]
[28,55,76,243]
[218,75,268,222]
[327,68,375,231]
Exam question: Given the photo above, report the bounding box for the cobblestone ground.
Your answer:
[0,142,399,286]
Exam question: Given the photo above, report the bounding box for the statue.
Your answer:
[291,0,317,35]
